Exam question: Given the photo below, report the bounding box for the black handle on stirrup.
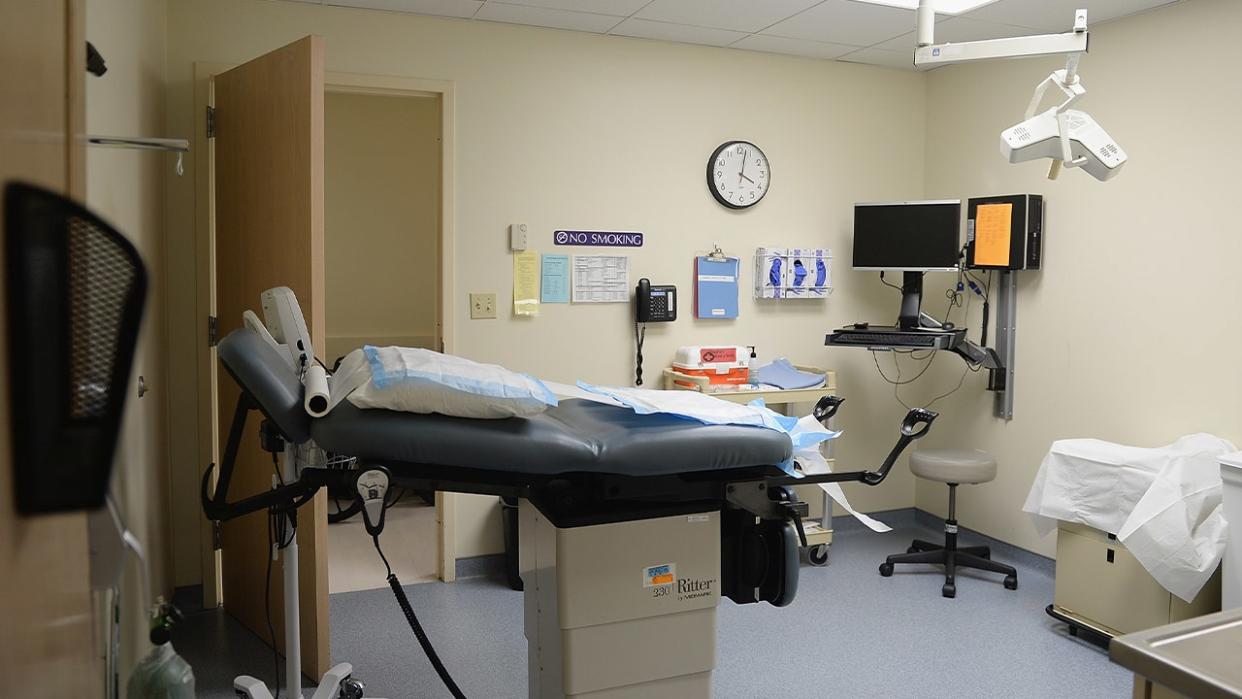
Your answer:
[858,408,938,485]
[812,395,844,424]
[761,407,938,493]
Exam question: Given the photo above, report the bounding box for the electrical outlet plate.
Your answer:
[470,293,497,319]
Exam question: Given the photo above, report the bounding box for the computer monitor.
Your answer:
[852,200,962,272]
[852,200,962,329]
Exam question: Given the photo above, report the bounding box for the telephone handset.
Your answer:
[634,278,676,386]
[636,278,677,323]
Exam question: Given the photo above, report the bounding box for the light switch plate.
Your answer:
[470,293,497,319]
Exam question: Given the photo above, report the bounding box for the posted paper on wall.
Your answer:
[540,254,570,303]
[572,255,630,303]
[513,250,540,316]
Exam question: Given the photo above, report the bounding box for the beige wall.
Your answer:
[918,0,1242,557]
[164,0,929,561]
[325,91,440,363]
[85,0,172,681]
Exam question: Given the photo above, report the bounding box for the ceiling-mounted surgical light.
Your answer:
[913,4,1128,181]
[1000,64,1127,182]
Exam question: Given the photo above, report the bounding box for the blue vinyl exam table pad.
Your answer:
[312,398,793,477]
[221,325,792,479]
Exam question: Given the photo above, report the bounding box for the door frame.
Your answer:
[191,64,458,606]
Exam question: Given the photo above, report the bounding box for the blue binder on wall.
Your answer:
[694,255,740,319]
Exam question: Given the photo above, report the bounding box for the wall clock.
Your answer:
[707,140,769,210]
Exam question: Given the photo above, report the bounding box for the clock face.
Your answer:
[708,141,769,210]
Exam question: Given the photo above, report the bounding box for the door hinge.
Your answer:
[212,518,223,551]
[207,315,219,347]
[206,106,216,139]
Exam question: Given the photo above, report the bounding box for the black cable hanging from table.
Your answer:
[373,532,468,699]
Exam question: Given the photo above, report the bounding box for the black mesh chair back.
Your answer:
[5,182,147,513]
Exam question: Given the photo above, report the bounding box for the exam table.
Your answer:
[203,327,937,698]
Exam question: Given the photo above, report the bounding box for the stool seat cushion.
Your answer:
[910,448,997,484]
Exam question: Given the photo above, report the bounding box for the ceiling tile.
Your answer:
[764,0,918,47]
[476,3,621,32]
[634,0,822,33]
[872,15,1032,52]
[836,46,919,70]
[733,34,860,60]
[609,18,749,47]
[492,0,649,17]
[963,0,1178,31]
[325,0,482,19]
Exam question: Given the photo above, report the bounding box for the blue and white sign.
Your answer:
[553,230,644,248]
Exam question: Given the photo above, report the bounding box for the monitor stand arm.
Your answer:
[898,272,923,330]
[900,278,1002,371]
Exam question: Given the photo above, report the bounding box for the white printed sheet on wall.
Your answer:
[572,255,630,303]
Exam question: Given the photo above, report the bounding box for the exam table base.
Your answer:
[520,501,720,699]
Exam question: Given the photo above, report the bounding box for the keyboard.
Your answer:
[825,325,965,350]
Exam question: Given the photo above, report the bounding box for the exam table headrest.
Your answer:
[218,327,312,444]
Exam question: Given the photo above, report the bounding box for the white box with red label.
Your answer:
[671,345,750,386]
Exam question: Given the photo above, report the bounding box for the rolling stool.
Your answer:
[878,449,1017,598]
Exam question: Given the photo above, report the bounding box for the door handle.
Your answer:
[137,375,148,398]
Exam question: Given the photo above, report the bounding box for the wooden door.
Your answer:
[212,35,328,678]
[0,1,97,697]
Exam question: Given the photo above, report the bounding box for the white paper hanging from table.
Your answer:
[572,255,629,303]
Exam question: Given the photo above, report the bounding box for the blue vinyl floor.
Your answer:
[178,510,1131,698]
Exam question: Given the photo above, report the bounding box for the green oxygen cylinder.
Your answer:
[127,601,195,699]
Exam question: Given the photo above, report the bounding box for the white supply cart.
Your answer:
[663,367,838,565]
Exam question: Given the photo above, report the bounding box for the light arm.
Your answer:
[914,5,1089,68]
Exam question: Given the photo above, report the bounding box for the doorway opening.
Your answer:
[321,89,443,593]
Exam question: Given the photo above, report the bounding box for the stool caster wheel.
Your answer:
[907,546,919,554]
[942,582,956,598]
[808,545,829,567]
[879,562,894,577]
[1004,575,1018,590]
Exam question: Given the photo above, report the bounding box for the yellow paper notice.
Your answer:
[974,203,1012,267]
[513,250,540,316]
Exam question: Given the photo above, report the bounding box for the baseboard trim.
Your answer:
[454,553,506,580]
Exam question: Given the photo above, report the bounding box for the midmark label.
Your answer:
[643,563,676,587]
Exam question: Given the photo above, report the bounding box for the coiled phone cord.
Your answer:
[373,535,468,699]
[634,321,646,386]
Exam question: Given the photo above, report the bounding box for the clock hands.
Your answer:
[740,173,755,184]
[738,148,748,185]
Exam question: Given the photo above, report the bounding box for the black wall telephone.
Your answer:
[636,278,677,323]
[634,278,676,386]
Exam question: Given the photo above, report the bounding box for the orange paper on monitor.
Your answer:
[974,203,1012,267]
